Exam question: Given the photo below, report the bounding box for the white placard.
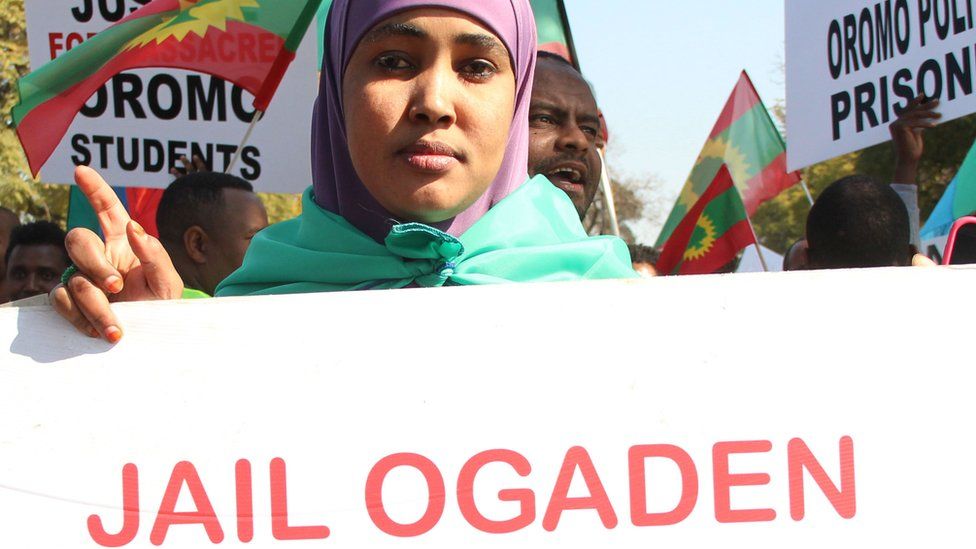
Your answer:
[1,268,975,547]
[786,0,976,171]
[24,0,317,193]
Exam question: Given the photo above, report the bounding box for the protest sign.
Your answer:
[2,267,975,547]
[786,0,976,170]
[24,0,317,193]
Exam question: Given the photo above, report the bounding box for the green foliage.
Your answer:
[257,192,301,224]
[0,0,69,225]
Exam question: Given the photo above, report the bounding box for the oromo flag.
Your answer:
[532,0,577,66]
[656,71,801,247]
[656,165,756,275]
[68,186,164,238]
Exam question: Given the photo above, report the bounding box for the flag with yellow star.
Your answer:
[655,71,800,247]
[13,0,321,177]
[656,165,756,275]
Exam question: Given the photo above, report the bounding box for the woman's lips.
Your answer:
[398,141,461,174]
[401,153,460,173]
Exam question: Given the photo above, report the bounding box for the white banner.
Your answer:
[786,0,976,171]
[1,268,975,547]
[24,0,317,193]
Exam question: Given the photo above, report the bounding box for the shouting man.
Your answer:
[528,51,603,218]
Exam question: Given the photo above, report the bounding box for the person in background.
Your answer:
[784,95,939,272]
[804,176,913,269]
[3,221,70,303]
[628,244,659,277]
[527,51,603,219]
[156,173,269,298]
[782,239,808,271]
[0,207,21,288]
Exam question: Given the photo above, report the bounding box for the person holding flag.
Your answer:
[50,0,638,342]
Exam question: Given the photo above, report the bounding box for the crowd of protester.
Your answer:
[0,0,973,319]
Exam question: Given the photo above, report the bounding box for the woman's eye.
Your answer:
[375,54,412,72]
[461,60,497,79]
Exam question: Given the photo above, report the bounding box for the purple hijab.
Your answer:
[311,0,537,242]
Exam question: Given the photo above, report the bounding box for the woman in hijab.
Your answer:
[52,0,637,341]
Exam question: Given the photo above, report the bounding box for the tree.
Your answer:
[257,192,301,224]
[0,0,69,224]
[585,172,665,244]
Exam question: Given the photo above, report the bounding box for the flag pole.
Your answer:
[800,179,815,206]
[730,180,769,272]
[743,214,769,272]
[597,148,621,237]
[225,0,321,174]
[225,110,264,174]
[555,0,581,71]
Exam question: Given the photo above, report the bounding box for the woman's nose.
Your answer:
[408,66,457,127]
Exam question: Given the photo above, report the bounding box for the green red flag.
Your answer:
[13,0,321,178]
[656,165,756,275]
[68,186,164,237]
[531,0,578,66]
[656,71,800,247]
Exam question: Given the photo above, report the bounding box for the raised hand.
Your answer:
[169,154,210,177]
[890,95,941,184]
[50,166,183,343]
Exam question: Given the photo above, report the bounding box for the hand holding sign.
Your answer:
[50,166,183,342]
[891,95,942,184]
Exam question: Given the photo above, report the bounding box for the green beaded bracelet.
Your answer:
[60,264,79,286]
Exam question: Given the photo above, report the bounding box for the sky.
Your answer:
[563,0,787,239]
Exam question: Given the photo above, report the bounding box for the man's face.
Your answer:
[528,59,602,218]
[4,244,69,301]
[204,189,269,293]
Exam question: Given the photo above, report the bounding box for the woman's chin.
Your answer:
[388,195,479,225]
[378,180,488,225]
[393,203,467,224]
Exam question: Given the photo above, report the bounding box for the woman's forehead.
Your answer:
[348,6,516,64]
[361,10,509,55]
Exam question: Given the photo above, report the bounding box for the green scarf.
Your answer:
[216,175,637,297]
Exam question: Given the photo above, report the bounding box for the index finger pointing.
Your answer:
[74,165,131,242]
